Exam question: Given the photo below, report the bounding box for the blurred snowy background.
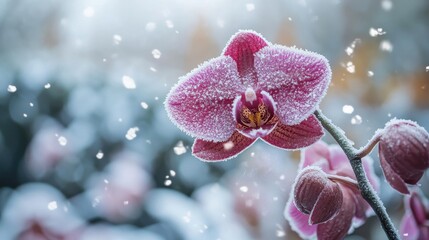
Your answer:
[0,0,428,239]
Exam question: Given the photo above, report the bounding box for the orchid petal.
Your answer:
[400,213,419,240]
[262,114,323,150]
[223,30,268,80]
[379,144,410,194]
[284,199,317,239]
[300,141,330,171]
[192,131,255,162]
[317,189,356,240]
[410,193,427,226]
[255,46,331,125]
[166,56,243,142]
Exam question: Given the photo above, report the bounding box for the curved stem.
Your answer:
[314,109,399,240]
[356,130,383,158]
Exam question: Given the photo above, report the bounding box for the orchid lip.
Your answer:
[233,88,277,138]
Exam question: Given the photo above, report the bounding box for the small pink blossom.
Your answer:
[285,141,380,240]
[400,192,429,240]
[166,30,331,161]
[378,119,429,194]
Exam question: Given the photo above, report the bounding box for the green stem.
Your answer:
[314,109,399,240]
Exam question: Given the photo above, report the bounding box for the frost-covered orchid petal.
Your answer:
[166,56,243,142]
[223,30,268,79]
[255,46,331,125]
[317,189,356,240]
[285,200,317,239]
[378,119,429,194]
[400,192,429,240]
[262,114,323,150]
[300,140,330,171]
[192,131,256,161]
[400,213,420,240]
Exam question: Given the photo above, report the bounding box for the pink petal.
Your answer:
[166,56,243,142]
[255,46,331,125]
[310,180,343,224]
[261,114,324,150]
[223,30,268,79]
[379,144,410,194]
[192,131,256,161]
[327,146,351,171]
[410,193,427,226]
[317,189,356,240]
[400,213,419,240]
[300,141,331,171]
[284,198,317,239]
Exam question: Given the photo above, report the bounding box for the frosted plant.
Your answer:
[285,141,379,240]
[165,30,330,161]
[165,30,429,239]
[400,192,429,240]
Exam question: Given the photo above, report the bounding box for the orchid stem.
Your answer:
[314,109,399,240]
[355,131,382,158]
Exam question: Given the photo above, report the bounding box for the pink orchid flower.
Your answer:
[400,192,429,240]
[165,30,331,161]
[285,141,380,240]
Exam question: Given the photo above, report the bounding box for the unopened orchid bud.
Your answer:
[379,119,429,194]
[293,167,343,224]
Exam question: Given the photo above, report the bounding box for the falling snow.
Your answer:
[342,105,354,114]
[152,49,161,59]
[346,61,355,73]
[425,66,429,72]
[351,115,363,125]
[122,75,136,89]
[7,85,17,92]
[96,151,104,159]
[223,141,234,150]
[239,186,248,192]
[125,127,139,140]
[141,101,149,109]
[44,83,51,89]
[173,141,187,155]
[381,0,393,11]
[47,201,58,211]
[368,71,374,77]
[113,34,122,44]
[380,40,393,52]
[58,136,67,146]
[369,27,386,37]
[170,170,176,176]
[164,179,172,186]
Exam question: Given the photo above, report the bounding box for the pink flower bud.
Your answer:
[293,167,343,224]
[379,119,429,194]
